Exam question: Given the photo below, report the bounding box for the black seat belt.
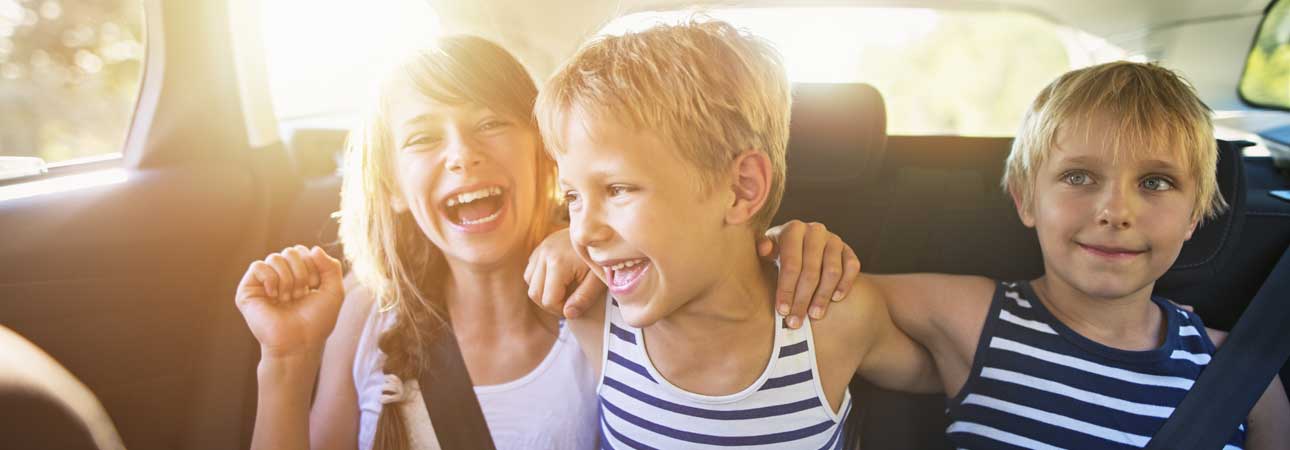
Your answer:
[1146,244,1290,449]
[418,324,497,450]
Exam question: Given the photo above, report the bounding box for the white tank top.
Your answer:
[353,300,599,450]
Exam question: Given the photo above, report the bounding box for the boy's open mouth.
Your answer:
[442,185,507,230]
[602,258,651,295]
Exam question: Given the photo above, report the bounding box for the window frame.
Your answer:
[1237,0,1290,112]
[0,0,156,187]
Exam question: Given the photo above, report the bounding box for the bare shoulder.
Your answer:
[321,274,377,380]
[808,277,878,348]
[1204,327,1228,348]
[566,295,608,377]
[331,274,377,349]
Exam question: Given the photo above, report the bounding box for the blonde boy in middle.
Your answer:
[534,20,938,448]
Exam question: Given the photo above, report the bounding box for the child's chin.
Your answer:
[1072,273,1150,300]
[619,303,664,328]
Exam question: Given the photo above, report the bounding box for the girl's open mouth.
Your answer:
[443,185,508,233]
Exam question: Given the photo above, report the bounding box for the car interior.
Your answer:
[1,0,1288,449]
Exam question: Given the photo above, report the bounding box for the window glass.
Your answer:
[1240,0,1290,110]
[259,0,439,124]
[0,0,144,172]
[602,8,1131,136]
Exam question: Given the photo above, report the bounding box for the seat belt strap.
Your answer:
[417,325,497,450]
[1146,244,1290,449]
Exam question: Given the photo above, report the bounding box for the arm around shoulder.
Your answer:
[835,277,941,393]
[867,274,994,358]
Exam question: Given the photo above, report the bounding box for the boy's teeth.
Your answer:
[446,186,503,207]
[609,259,643,271]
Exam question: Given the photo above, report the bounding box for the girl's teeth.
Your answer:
[458,208,502,225]
[446,186,503,207]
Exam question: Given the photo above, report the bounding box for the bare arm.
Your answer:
[254,353,321,450]
[235,246,347,450]
[306,276,372,450]
[867,273,995,396]
[1207,329,1290,450]
[846,278,941,393]
[1247,374,1290,450]
[565,297,607,379]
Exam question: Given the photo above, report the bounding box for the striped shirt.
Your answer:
[597,300,852,449]
[947,280,1246,449]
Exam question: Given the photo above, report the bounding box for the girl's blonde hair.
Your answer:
[337,35,558,450]
[1002,61,1227,222]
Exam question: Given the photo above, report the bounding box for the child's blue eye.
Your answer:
[1062,172,1091,185]
[609,185,632,196]
[1142,177,1174,191]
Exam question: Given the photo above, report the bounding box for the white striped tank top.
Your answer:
[947,280,1245,449]
[598,299,853,449]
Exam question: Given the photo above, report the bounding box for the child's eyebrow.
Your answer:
[402,113,443,129]
[1138,158,1182,171]
[1054,154,1103,167]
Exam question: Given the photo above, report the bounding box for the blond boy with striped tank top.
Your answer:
[529,20,941,449]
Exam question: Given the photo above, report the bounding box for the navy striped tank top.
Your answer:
[597,299,852,449]
[947,280,1245,449]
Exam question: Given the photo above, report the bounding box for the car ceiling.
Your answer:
[425,0,1274,111]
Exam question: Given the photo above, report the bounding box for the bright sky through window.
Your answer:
[259,0,439,120]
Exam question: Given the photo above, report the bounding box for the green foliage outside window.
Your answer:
[0,0,144,164]
[1241,0,1290,110]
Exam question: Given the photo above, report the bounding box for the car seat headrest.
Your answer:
[786,83,887,188]
[1158,139,1252,290]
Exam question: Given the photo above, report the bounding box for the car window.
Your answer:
[0,0,144,178]
[1240,0,1290,111]
[601,7,1134,137]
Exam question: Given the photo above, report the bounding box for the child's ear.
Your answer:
[1010,184,1036,228]
[725,150,773,226]
[1183,215,1200,241]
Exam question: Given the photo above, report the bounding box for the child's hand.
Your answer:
[235,245,345,360]
[758,220,862,328]
[524,228,605,319]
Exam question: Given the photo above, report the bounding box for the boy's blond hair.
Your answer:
[536,19,791,230]
[1003,61,1227,222]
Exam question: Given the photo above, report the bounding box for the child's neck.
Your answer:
[643,237,778,396]
[443,251,556,338]
[1031,274,1166,352]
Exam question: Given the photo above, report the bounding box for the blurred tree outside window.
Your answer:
[0,0,144,171]
[603,8,1130,137]
[1241,0,1290,110]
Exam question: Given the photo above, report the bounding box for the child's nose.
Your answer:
[444,135,484,172]
[570,205,613,248]
[1097,184,1137,229]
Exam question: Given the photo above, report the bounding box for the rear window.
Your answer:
[259,0,438,123]
[601,7,1133,137]
[0,0,145,174]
